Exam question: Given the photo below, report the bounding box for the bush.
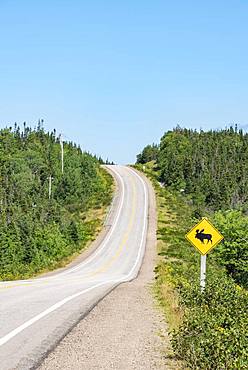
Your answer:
[0,125,113,279]
[213,210,248,288]
[143,166,248,370]
[172,274,248,369]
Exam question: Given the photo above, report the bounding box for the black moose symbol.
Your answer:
[195,229,213,244]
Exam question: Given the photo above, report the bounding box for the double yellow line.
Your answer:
[0,175,138,289]
[88,176,137,277]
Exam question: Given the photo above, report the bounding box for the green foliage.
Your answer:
[172,274,248,370]
[214,210,248,288]
[0,123,113,280]
[137,164,248,370]
[136,143,159,164]
[158,125,248,210]
[159,189,248,369]
[138,127,248,286]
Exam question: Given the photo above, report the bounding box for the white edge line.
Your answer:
[124,167,148,280]
[0,167,148,348]
[51,166,126,277]
[0,165,126,286]
[0,281,113,347]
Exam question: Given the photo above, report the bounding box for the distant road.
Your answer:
[0,165,148,370]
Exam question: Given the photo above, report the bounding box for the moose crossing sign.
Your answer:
[186,217,224,255]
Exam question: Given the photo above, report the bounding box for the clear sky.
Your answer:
[0,0,247,163]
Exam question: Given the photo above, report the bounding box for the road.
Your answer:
[0,165,149,370]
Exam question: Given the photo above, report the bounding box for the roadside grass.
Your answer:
[37,210,106,276]
[135,162,248,370]
[35,168,115,277]
[136,162,185,368]
[1,168,115,281]
[136,162,190,333]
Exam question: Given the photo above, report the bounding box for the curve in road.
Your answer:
[0,165,149,370]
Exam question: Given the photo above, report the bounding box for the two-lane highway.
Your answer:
[0,166,149,370]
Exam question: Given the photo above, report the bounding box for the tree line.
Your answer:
[0,122,112,280]
[136,127,248,368]
[138,125,248,211]
[137,125,248,286]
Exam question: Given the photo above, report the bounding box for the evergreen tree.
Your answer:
[0,123,112,280]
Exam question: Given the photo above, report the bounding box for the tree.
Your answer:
[136,144,159,164]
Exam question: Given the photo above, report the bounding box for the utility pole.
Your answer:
[60,134,64,175]
[48,175,53,200]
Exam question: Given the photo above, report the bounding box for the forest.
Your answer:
[138,125,248,211]
[136,126,248,369]
[0,122,112,280]
[138,126,248,286]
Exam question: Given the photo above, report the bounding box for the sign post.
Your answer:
[186,218,223,292]
[200,255,207,292]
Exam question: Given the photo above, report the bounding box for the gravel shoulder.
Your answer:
[38,171,176,370]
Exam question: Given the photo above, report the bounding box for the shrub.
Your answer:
[213,210,248,288]
[172,273,248,369]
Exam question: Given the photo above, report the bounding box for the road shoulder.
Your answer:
[38,171,176,370]
[36,166,119,279]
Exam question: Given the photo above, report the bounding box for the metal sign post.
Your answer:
[185,218,223,292]
[200,255,207,292]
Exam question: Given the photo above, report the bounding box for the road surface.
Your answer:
[0,165,149,370]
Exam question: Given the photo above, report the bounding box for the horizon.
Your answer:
[2,120,248,165]
[1,0,247,163]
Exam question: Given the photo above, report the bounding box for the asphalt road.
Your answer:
[0,165,149,370]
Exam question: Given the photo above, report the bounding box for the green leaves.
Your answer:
[172,275,248,370]
[147,168,248,369]
[0,124,113,280]
[213,210,248,287]
[157,126,248,210]
[136,143,159,164]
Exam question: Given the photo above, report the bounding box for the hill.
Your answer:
[136,126,248,369]
[0,123,113,280]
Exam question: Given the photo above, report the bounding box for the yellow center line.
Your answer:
[0,175,138,289]
[0,281,50,291]
[88,176,137,277]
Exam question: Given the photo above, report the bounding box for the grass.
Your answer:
[35,168,115,278]
[135,162,248,370]
[133,162,185,368]
[135,162,186,330]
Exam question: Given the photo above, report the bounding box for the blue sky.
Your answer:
[0,1,247,163]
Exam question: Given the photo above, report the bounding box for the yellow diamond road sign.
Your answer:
[186,218,224,255]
